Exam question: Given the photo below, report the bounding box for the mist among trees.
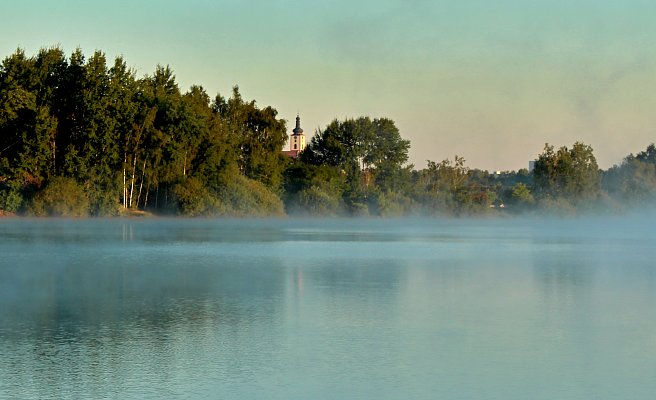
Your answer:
[1,47,654,217]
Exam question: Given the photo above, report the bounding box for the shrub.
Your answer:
[86,185,121,216]
[218,175,285,217]
[369,191,415,217]
[0,185,23,213]
[29,177,90,217]
[173,177,222,216]
[295,185,342,216]
[536,197,576,216]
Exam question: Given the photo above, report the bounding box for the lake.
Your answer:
[1,217,655,399]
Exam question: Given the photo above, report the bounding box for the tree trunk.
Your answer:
[129,154,137,208]
[52,140,56,175]
[144,182,151,210]
[123,156,127,209]
[136,158,146,208]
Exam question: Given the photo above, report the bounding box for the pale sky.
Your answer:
[2,0,655,171]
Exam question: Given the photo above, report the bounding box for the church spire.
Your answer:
[292,114,304,135]
[285,113,307,156]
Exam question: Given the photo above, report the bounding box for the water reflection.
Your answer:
[2,270,289,398]
[1,217,656,399]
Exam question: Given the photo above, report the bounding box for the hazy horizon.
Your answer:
[2,0,655,171]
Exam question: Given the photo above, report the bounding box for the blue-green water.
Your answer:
[1,217,655,399]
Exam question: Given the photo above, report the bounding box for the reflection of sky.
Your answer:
[1,218,656,398]
[2,1,656,170]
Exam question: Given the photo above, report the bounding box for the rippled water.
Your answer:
[1,217,655,399]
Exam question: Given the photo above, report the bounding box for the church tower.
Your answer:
[282,115,307,159]
[290,115,306,152]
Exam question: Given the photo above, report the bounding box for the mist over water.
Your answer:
[1,217,655,399]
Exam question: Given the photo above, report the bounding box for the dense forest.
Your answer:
[1,47,655,217]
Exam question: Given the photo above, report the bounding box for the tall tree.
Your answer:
[533,142,600,200]
[214,86,288,190]
[302,117,409,175]
[603,143,656,203]
[300,116,410,212]
[0,48,64,187]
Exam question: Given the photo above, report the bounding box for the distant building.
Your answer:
[282,115,306,159]
[528,160,536,172]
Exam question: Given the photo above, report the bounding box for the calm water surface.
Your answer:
[1,217,655,399]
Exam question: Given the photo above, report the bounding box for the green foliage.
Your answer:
[368,190,415,217]
[218,175,285,217]
[536,196,576,216]
[510,183,534,205]
[283,161,346,215]
[86,173,122,216]
[347,201,370,217]
[2,46,655,217]
[602,143,656,206]
[413,156,470,214]
[0,47,293,217]
[303,117,409,173]
[29,176,89,217]
[214,86,289,190]
[533,142,600,201]
[173,176,220,216]
[636,143,656,164]
[300,116,410,214]
[295,185,343,216]
[0,183,23,213]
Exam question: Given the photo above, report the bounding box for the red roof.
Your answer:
[282,150,300,159]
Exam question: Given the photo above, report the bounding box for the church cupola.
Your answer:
[293,115,304,135]
[290,114,306,152]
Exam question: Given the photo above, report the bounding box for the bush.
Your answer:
[86,175,122,216]
[295,185,342,216]
[29,177,90,217]
[217,175,285,217]
[0,185,23,213]
[536,197,577,216]
[89,194,122,216]
[348,201,370,217]
[369,191,415,217]
[173,177,222,216]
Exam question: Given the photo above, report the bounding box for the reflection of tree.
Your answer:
[532,248,595,338]
[533,251,593,293]
[311,259,402,294]
[2,254,288,337]
[0,232,290,399]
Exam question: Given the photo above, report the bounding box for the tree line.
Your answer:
[0,47,654,217]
